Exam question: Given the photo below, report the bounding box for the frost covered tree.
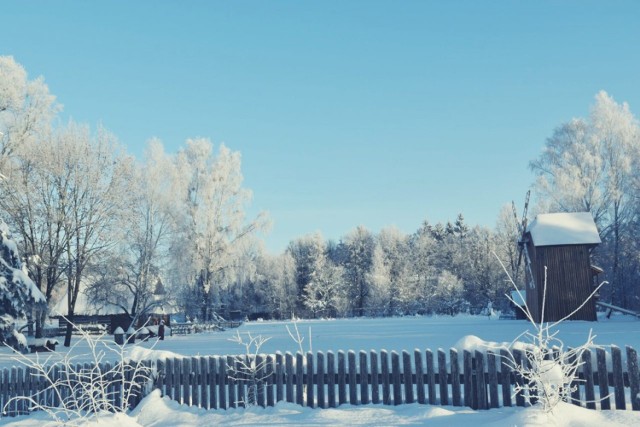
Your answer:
[288,232,330,317]
[173,139,267,321]
[341,226,375,317]
[530,91,640,308]
[0,56,60,170]
[0,218,45,350]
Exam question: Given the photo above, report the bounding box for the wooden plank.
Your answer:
[475,350,487,410]
[227,356,236,408]
[182,358,191,406]
[487,351,499,408]
[627,346,640,410]
[596,347,610,410]
[426,349,436,405]
[391,351,402,405]
[438,349,448,406]
[513,350,524,407]
[317,351,325,408]
[360,351,369,405]
[450,349,461,407]
[463,350,473,408]
[266,355,275,407]
[381,350,390,405]
[257,354,266,407]
[285,352,294,403]
[208,357,217,409]
[237,356,246,408]
[218,357,227,409]
[306,352,314,408]
[348,351,357,405]
[296,352,304,405]
[415,349,425,404]
[611,345,625,409]
[338,350,347,405]
[276,353,284,404]
[327,351,336,408]
[192,357,200,407]
[402,351,413,404]
[370,350,380,404]
[500,349,511,407]
[582,349,595,409]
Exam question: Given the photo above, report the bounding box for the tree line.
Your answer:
[2,57,640,346]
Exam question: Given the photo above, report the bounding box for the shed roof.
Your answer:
[527,212,601,247]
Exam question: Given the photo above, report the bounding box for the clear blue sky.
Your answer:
[3,1,640,253]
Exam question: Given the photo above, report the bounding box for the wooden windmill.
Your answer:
[512,190,535,291]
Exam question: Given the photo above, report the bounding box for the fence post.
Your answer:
[227,356,236,408]
[513,350,524,407]
[360,351,369,405]
[192,357,200,408]
[257,354,266,408]
[499,349,511,407]
[208,357,217,409]
[463,350,475,408]
[611,345,625,410]
[182,358,191,406]
[370,350,380,404]
[218,357,227,409]
[627,346,640,410]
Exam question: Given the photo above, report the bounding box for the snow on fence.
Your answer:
[1,346,639,417]
[154,346,640,411]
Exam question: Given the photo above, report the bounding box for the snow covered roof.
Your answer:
[527,212,601,247]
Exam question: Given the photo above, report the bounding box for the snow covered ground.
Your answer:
[2,313,640,426]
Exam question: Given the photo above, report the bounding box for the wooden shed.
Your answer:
[522,212,601,322]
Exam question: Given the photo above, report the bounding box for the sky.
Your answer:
[3,1,640,253]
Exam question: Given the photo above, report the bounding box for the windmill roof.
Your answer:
[527,212,601,247]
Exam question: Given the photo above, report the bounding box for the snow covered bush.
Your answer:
[2,318,154,426]
[496,255,606,412]
[0,218,46,351]
[227,331,271,406]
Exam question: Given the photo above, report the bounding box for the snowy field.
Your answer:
[2,313,640,426]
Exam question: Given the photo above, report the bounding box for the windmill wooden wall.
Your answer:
[525,240,597,322]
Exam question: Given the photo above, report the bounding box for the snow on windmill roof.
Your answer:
[527,212,601,247]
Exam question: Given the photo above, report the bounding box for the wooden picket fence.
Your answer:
[154,345,640,411]
[1,345,640,418]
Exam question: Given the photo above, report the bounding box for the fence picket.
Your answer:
[450,349,461,406]
[567,350,581,406]
[306,352,314,408]
[296,352,304,405]
[487,351,499,409]
[317,351,325,408]
[327,351,336,407]
[266,355,275,407]
[285,352,294,403]
[627,346,640,410]
[256,354,266,407]
[360,351,369,405]
[391,351,401,405]
[611,346,625,409]
[381,350,390,405]
[227,356,236,408]
[596,348,610,410]
[464,350,474,408]
[475,350,487,410]
[426,350,436,405]
[218,357,227,409]
[276,353,284,404]
[338,351,347,405]
[402,351,413,404]
[513,350,524,408]
[371,350,380,404]
[208,357,217,409]
[415,349,425,404]
[438,349,448,406]
[500,349,511,407]
[348,351,357,405]
[582,349,595,409]
[192,357,200,408]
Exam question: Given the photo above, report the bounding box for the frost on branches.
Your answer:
[0,218,46,350]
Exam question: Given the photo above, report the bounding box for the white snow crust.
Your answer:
[527,212,601,247]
